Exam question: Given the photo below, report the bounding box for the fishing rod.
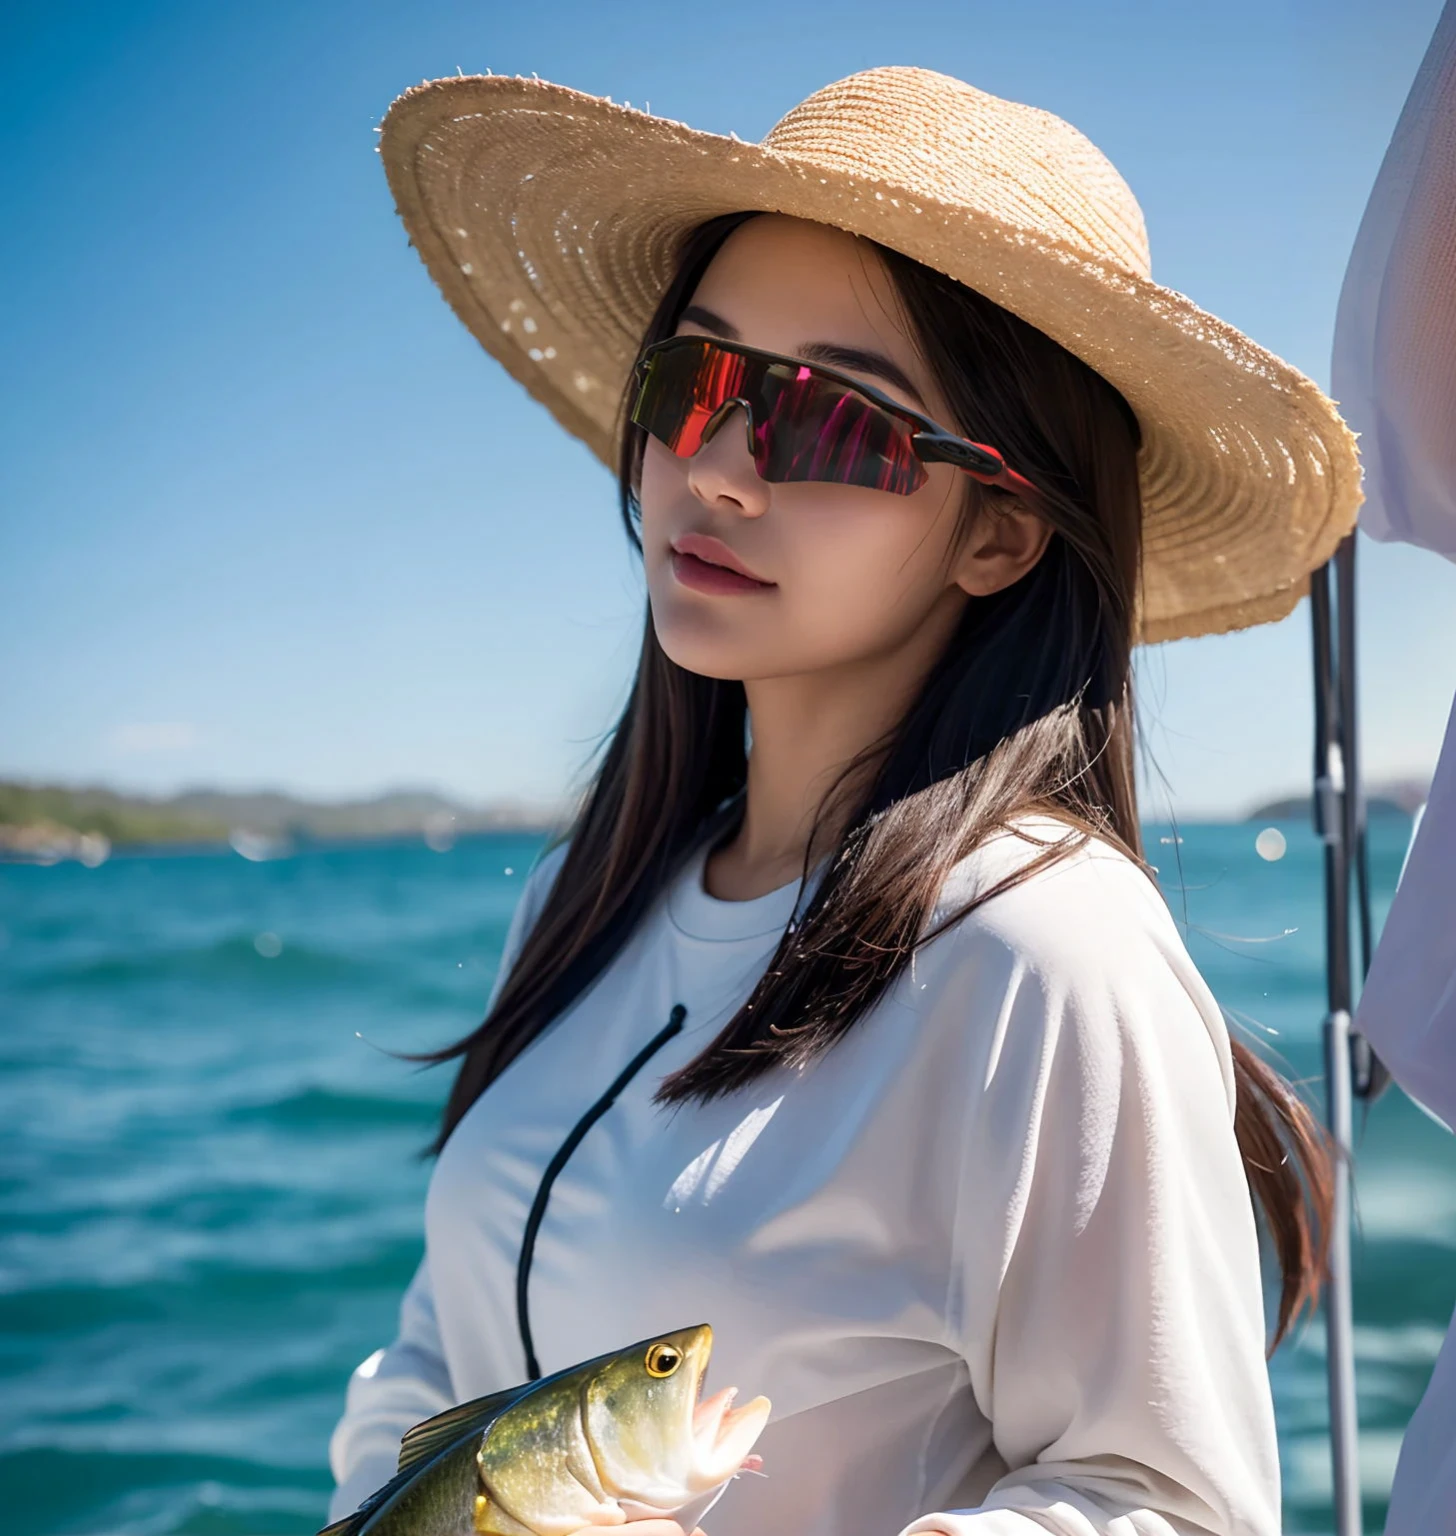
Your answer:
[1310,532,1388,1536]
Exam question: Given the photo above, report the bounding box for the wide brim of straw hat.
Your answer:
[378,68,1361,644]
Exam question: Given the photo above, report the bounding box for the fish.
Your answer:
[320,1324,770,1536]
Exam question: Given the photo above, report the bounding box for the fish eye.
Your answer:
[644,1343,682,1378]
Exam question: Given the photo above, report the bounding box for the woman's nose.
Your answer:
[685,403,769,518]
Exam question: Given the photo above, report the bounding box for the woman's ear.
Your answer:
[951,496,1054,597]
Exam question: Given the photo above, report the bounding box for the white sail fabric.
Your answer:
[1334,4,1456,1529]
[1332,0,1456,557]
[1357,693,1456,1130]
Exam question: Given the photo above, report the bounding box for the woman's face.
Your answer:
[639,215,1040,686]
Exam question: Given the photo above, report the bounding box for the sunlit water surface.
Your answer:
[2,822,1452,1534]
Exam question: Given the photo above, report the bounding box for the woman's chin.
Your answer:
[650,612,772,683]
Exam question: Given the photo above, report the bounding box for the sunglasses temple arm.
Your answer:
[914,431,1045,508]
[992,464,1045,505]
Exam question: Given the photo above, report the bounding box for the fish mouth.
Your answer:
[691,1384,772,1479]
[676,1324,770,1487]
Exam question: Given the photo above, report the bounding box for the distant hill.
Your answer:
[0,780,563,857]
[5,772,1431,862]
[1244,777,1428,823]
[157,787,559,840]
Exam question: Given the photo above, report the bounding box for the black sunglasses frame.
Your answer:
[632,334,1045,506]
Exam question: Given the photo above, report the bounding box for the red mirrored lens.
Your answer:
[630,339,926,495]
[754,362,924,493]
[631,340,745,455]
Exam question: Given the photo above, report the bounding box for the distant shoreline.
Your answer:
[0,780,563,864]
[1242,781,1427,822]
[0,826,556,867]
[1,775,1423,867]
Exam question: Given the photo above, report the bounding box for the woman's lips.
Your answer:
[670,534,773,596]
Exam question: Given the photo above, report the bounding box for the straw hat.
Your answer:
[378,67,1361,643]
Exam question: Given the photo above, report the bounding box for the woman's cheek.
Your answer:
[783,516,936,646]
[637,449,678,557]
[765,546,917,671]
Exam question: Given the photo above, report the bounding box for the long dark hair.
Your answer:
[430,212,1331,1345]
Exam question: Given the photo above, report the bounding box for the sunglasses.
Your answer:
[629,334,1042,503]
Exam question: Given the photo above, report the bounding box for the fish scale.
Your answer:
[476,1375,613,1535]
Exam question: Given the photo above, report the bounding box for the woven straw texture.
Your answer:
[379,67,1362,643]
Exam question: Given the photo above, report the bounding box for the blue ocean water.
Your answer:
[2,823,1453,1536]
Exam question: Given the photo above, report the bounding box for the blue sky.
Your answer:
[3,0,1453,818]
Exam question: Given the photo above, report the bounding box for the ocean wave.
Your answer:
[227,1084,438,1131]
[0,1240,426,1334]
[0,1444,327,1536]
[13,935,380,992]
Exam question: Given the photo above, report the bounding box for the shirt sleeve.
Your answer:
[899,848,1280,1535]
[325,841,568,1522]
[326,1257,453,1521]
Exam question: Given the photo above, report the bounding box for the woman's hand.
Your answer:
[622,1523,704,1536]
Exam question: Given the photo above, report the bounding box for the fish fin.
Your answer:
[676,1484,730,1531]
[315,1459,422,1536]
[315,1390,525,1536]
[397,1386,529,1475]
[618,1483,730,1532]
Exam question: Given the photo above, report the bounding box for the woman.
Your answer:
[329,67,1360,1535]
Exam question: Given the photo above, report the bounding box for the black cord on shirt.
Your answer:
[515,1003,688,1380]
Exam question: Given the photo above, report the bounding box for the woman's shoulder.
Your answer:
[493,838,571,982]
[920,815,1235,1105]
[519,837,571,912]
[929,817,1213,1016]
[933,814,1164,936]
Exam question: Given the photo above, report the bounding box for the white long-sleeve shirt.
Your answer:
[328,820,1279,1536]
[1332,2,1456,1527]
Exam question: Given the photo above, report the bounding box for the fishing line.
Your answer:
[515,1004,688,1380]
